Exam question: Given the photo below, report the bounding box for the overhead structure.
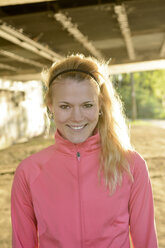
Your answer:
[0,0,55,6]
[160,38,165,58]
[54,12,104,60]
[0,23,63,61]
[114,4,136,61]
[0,50,46,68]
[0,63,18,71]
[0,0,165,81]
[110,59,165,74]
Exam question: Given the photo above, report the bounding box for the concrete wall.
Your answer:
[0,80,46,150]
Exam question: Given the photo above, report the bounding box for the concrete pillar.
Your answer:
[130,73,137,121]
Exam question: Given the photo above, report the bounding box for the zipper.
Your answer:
[77,151,80,161]
[76,151,83,248]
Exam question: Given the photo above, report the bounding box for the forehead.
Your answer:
[52,78,99,102]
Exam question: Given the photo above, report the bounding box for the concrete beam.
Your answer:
[114,4,136,61]
[54,12,104,60]
[0,73,41,81]
[0,63,18,71]
[0,0,55,7]
[2,59,165,81]
[0,50,46,68]
[109,59,165,74]
[160,38,165,58]
[0,23,63,62]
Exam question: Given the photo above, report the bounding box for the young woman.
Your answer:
[11,54,158,247]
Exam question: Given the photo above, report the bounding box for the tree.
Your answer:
[112,69,165,119]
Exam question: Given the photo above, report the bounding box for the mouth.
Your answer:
[67,124,88,130]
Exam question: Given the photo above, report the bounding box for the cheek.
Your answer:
[85,108,99,121]
[54,109,70,123]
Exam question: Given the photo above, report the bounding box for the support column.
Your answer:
[130,73,137,121]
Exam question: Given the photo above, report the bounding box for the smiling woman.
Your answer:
[48,78,100,144]
[11,54,158,248]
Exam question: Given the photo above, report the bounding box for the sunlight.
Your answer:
[110,59,165,74]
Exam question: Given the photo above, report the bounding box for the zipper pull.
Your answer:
[77,152,80,161]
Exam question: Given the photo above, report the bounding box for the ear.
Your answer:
[99,101,102,111]
[47,102,53,114]
[98,100,103,115]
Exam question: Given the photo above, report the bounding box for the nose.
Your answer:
[71,107,84,122]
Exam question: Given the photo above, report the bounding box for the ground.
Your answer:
[0,124,164,247]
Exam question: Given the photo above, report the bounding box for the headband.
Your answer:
[49,69,99,87]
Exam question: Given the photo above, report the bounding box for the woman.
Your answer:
[11,54,158,247]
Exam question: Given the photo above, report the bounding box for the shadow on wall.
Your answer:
[0,80,46,150]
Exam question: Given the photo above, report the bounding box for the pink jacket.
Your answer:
[11,131,158,248]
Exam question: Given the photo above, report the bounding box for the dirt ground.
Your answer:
[0,124,165,247]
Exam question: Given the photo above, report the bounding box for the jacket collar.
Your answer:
[54,129,101,155]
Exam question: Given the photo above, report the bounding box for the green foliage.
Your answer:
[112,70,165,120]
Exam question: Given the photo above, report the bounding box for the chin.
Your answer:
[68,135,89,144]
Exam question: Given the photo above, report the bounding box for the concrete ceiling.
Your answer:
[0,0,165,81]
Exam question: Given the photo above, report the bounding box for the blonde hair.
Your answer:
[43,54,133,193]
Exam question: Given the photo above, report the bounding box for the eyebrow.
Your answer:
[58,100,95,104]
[58,101,70,104]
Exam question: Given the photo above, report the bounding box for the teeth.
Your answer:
[70,125,85,130]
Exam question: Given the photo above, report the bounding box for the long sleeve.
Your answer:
[129,153,158,248]
[11,164,38,248]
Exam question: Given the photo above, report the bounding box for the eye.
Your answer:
[83,103,93,108]
[59,104,70,109]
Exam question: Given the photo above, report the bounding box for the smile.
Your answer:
[67,124,87,130]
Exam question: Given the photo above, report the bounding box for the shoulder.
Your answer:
[126,150,150,181]
[14,144,55,184]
